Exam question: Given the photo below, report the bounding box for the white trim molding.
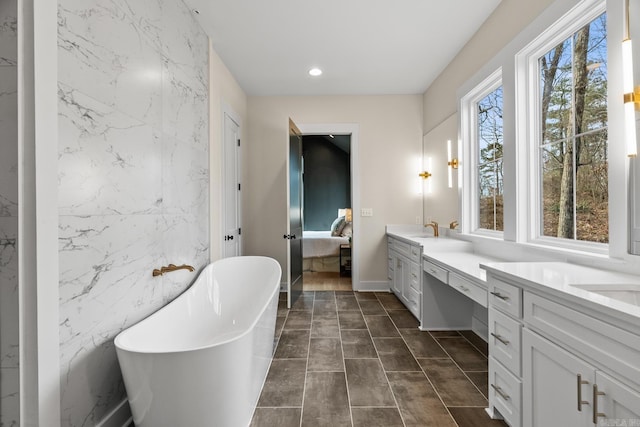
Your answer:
[296,123,362,291]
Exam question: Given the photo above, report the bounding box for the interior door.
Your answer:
[287,119,303,308]
[222,112,241,258]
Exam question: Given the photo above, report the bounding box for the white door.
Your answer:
[222,111,241,258]
[523,329,595,427]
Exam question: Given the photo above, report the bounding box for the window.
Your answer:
[478,86,504,231]
[537,12,608,244]
[460,68,503,236]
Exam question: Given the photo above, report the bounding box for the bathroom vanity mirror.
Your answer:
[422,113,459,227]
[628,0,640,254]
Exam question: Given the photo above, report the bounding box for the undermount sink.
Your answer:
[570,283,640,307]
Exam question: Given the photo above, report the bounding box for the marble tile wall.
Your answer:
[0,0,19,425]
[57,0,209,425]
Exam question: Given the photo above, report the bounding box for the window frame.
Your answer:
[460,68,504,238]
[514,0,609,254]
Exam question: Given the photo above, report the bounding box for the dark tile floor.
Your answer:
[250,291,507,427]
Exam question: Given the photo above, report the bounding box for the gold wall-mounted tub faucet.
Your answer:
[152,264,195,277]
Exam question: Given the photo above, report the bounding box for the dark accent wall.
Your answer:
[302,136,351,230]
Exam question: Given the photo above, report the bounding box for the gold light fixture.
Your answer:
[623,0,640,157]
[419,157,433,194]
[447,140,459,188]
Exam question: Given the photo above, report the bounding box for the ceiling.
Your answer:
[186,0,502,96]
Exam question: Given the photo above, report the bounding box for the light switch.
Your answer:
[361,208,373,217]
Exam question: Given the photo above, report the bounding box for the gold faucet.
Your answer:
[449,220,459,230]
[152,263,195,277]
[424,221,439,237]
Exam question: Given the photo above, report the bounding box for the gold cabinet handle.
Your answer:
[490,332,510,346]
[490,291,509,301]
[459,285,470,292]
[592,384,606,424]
[491,383,510,401]
[577,374,590,411]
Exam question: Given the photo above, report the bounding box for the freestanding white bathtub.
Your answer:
[115,256,282,427]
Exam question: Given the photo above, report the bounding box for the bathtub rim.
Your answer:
[114,256,282,355]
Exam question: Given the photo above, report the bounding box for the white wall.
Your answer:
[245,95,423,285]
[57,1,210,425]
[209,43,247,261]
[422,0,556,133]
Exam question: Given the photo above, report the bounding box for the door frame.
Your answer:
[297,123,361,291]
[221,103,242,257]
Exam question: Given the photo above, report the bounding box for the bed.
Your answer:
[302,230,350,272]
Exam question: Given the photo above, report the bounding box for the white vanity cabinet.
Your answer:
[486,270,640,427]
[387,236,422,320]
[487,277,523,427]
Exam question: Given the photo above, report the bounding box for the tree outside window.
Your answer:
[478,86,504,231]
[538,13,608,243]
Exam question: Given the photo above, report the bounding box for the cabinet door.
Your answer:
[522,329,594,427]
[594,371,640,426]
[393,254,403,295]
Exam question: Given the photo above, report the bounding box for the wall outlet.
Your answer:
[415,216,421,225]
[426,216,432,224]
[361,208,373,217]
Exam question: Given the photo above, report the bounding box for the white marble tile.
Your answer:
[58,84,163,216]
[159,0,208,88]
[56,0,210,424]
[0,0,17,67]
[0,367,19,427]
[161,59,208,147]
[58,0,163,127]
[59,336,126,427]
[161,133,209,215]
[0,218,18,369]
[58,214,165,345]
[159,214,209,302]
[0,67,18,218]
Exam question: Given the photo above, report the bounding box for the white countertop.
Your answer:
[387,225,640,326]
[386,226,500,283]
[481,261,640,325]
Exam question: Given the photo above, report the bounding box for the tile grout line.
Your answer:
[335,292,355,427]
[298,292,315,427]
[364,293,408,427]
[383,294,463,427]
[434,333,491,403]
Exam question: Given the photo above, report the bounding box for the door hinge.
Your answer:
[237,139,240,147]
[238,228,241,235]
[238,183,241,191]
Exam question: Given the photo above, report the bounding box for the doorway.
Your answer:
[296,123,360,291]
[222,108,242,258]
[301,134,352,291]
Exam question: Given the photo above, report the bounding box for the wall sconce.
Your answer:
[447,140,459,188]
[419,157,433,193]
[623,0,640,157]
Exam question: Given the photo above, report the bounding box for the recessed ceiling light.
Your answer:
[308,68,322,77]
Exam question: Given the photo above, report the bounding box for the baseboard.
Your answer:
[95,398,132,427]
[354,281,390,292]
